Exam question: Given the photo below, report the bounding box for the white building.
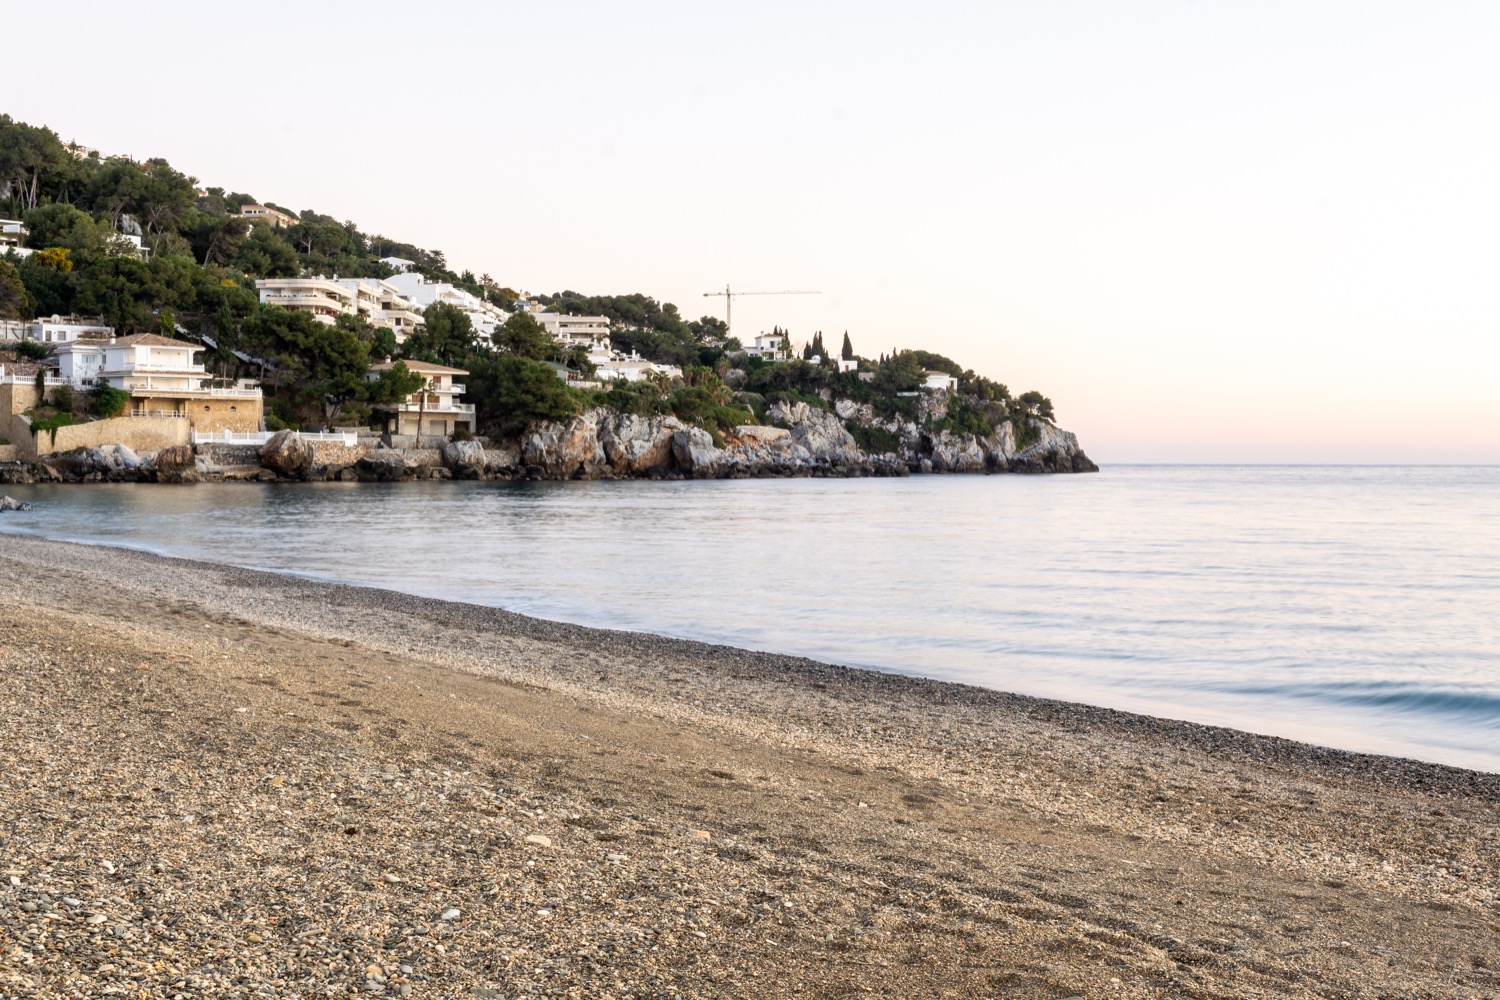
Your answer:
[923,370,958,392]
[384,272,510,343]
[1,219,28,255]
[532,312,611,351]
[379,256,416,272]
[51,339,108,387]
[255,277,426,341]
[368,360,474,437]
[95,334,262,431]
[743,331,792,360]
[838,358,859,373]
[240,204,298,228]
[24,315,114,345]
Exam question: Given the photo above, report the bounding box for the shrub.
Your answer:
[89,382,130,419]
[50,384,74,412]
[14,341,47,361]
[846,421,901,455]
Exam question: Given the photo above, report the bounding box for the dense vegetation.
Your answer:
[2,115,1058,444]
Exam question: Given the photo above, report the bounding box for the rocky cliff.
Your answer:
[0,402,1095,484]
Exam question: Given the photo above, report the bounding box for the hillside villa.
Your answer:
[255,277,426,341]
[368,360,474,438]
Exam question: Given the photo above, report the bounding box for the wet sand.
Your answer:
[0,534,1496,998]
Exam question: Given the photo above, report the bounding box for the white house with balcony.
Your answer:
[96,334,263,433]
[50,339,108,387]
[240,204,298,228]
[1,219,29,258]
[368,360,474,438]
[384,272,510,343]
[744,331,792,360]
[532,312,611,351]
[23,315,114,344]
[255,277,426,341]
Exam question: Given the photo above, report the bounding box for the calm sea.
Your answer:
[2,466,1496,773]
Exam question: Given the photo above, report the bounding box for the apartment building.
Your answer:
[384,272,510,343]
[368,360,474,437]
[255,277,426,341]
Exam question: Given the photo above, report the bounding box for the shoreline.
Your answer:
[4,516,1497,778]
[2,534,1497,996]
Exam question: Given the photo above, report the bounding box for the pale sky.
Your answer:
[9,1,1500,462]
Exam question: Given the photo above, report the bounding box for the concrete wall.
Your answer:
[38,415,190,457]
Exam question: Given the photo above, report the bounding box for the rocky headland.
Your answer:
[0,398,1096,486]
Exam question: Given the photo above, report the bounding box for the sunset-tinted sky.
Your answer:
[10,1,1499,461]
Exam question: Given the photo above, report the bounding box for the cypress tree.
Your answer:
[841,331,854,360]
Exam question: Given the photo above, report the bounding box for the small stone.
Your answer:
[537,909,552,917]
[20,901,37,912]
[606,853,627,862]
[87,913,108,924]
[440,908,461,921]
[246,932,264,944]
[689,830,711,840]
[382,873,401,884]
[62,897,82,907]
[399,965,413,975]
[365,964,384,978]
[524,834,552,847]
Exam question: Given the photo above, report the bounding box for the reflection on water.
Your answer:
[3,466,1498,772]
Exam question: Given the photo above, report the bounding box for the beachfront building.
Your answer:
[240,204,298,228]
[743,331,792,360]
[532,312,611,352]
[97,334,263,433]
[384,271,510,343]
[254,277,426,341]
[923,370,958,392]
[368,360,474,438]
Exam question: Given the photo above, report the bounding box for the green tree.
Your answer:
[0,259,31,319]
[840,331,854,360]
[367,360,427,406]
[1017,391,1054,420]
[232,224,300,278]
[467,353,578,435]
[404,302,475,367]
[493,312,552,360]
[21,204,105,259]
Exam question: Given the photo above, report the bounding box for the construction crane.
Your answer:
[702,285,820,341]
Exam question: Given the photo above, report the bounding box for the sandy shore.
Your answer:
[0,535,1496,998]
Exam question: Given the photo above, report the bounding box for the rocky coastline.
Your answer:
[0,400,1097,486]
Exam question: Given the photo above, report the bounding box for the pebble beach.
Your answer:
[1,534,1496,998]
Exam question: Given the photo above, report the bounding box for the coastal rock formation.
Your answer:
[522,411,607,476]
[0,494,31,511]
[259,430,314,476]
[765,401,864,466]
[598,413,681,475]
[669,426,722,476]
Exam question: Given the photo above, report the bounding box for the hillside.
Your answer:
[1,114,1092,474]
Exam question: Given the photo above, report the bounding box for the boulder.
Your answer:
[259,430,314,475]
[154,444,196,473]
[599,413,681,475]
[441,439,489,478]
[0,495,32,512]
[670,427,723,476]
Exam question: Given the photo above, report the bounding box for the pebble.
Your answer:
[441,907,462,921]
[689,830,711,840]
[524,834,552,847]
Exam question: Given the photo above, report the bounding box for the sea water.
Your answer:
[2,465,1496,772]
